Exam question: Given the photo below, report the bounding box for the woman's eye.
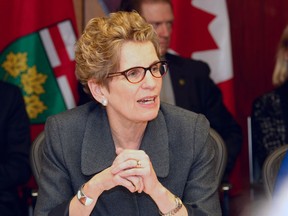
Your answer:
[151,65,160,73]
[127,68,141,77]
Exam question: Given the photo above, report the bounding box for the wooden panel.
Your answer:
[73,0,83,33]
[84,0,106,28]
[73,0,108,33]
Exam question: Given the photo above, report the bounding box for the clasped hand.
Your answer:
[89,148,159,196]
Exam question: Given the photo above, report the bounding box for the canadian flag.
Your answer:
[170,0,235,115]
[170,0,243,194]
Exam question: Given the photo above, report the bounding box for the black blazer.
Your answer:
[165,53,242,179]
[0,81,31,216]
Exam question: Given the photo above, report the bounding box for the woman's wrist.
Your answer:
[149,181,167,199]
[85,180,105,198]
[159,196,183,216]
[149,183,183,215]
[77,183,94,206]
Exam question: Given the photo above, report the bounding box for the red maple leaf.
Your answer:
[170,1,218,58]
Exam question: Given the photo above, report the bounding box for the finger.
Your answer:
[111,159,140,174]
[126,178,137,192]
[126,176,142,193]
[116,167,144,178]
[113,175,136,193]
[115,147,124,155]
[113,155,149,172]
[113,149,146,166]
[137,177,144,193]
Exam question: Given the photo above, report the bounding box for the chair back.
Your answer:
[209,128,227,184]
[262,144,288,198]
[30,131,45,185]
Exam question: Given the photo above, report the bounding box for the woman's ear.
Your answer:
[87,80,106,105]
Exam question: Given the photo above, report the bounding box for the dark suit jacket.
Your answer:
[0,81,31,216]
[35,102,221,216]
[165,53,242,179]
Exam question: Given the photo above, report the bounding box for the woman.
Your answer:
[34,11,221,215]
[252,25,288,180]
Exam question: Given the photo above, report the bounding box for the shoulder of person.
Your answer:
[165,52,209,68]
[0,81,22,97]
[276,80,288,94]
[253,89,279,108]
[165,53,210,77]
[159,103,211,152]
[160,102,209,128]
[254,81,288,107]
[0,81,26,114]
[47,101,99,126]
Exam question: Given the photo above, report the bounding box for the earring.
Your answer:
[101,97,108,106]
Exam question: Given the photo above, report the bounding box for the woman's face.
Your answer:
[104,41,162,124]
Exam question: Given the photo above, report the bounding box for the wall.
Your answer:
[73,0,106,33]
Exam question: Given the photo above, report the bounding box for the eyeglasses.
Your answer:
[107,61,168,84]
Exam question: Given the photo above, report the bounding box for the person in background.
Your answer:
[35,11,221,215]
[252,25,288,181]
[114,0,242,182]
[0,81,31,216]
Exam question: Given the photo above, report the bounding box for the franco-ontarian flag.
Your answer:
[0,20,77,124]
[0,0,78,139]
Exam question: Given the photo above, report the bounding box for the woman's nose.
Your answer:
[142,70,158,88]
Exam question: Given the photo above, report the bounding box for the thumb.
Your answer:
[115,147,124,155]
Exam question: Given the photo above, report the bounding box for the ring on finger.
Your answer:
[136,160,141,168]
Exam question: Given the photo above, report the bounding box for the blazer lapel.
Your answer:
[81,106,116,176]
[140,109,169,178]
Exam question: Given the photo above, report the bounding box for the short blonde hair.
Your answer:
[75,11,160,95]
[272,25,288,86]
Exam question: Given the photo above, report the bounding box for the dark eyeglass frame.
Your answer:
[107,60,168,84]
